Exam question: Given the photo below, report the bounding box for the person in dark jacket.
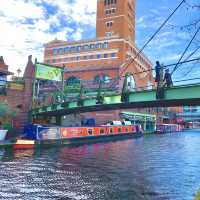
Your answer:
[164,69,173,87]
[155,61,161,84]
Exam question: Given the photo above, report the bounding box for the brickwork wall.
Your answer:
[96,0,135,41]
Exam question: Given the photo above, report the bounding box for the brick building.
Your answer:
[0,56,35,132]
[44,0,153,90]
[42,0,156,125]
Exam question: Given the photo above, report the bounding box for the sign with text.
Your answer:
[35,63,62,81]
[37,127,61,140]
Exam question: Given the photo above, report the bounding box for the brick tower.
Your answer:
[96,0,135,42]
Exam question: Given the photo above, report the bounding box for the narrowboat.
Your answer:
[155,124,183,134]
[13,121,143,149]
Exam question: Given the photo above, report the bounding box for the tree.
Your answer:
[0,103,16,117]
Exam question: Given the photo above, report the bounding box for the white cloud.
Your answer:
[0,0,44,20]
[0,0,97,75]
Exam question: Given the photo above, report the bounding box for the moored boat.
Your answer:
[15,122,143,149]
[155,124,183,134]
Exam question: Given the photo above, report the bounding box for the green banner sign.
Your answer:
[35,63,62,81]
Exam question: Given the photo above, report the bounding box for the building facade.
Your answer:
[44,0,153,90]
[41,0,156,125]
[0,56,35,132]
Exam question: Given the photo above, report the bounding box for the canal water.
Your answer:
[0,130,200,200]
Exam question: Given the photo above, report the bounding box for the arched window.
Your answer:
[127,75,136,91]
[94,75,101,83]
[147,81,153,90]
[93,74,111,83]
[66,76,80,86]
[102,74,110,83]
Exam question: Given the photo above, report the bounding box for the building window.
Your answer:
[83,45,89,50]
[64,47,69,53]
[53,49,57,55]
[94,75,101,83]
[105,9,115,15]
[111,53,116,57]
[58,48,63,54]
[89,55,94,59]
[105,32,113,37]
[0,75,6,86]
[112,8,116,13]
[103,75,110,83]
[66,76,80,86]
[95,43,102,49]
[106,21,113,27]
[97,54,101,59]
[70,47,76,52]
[104,0,116,5]
[90,44,95,49]
[127,75,136,91]
[104,54,108,58]
[103,42,109,48]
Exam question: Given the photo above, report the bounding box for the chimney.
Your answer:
[0,56,4,64]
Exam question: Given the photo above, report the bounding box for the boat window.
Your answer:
[100,128,104,134]
[118,128,122,133]
[110,128,113,133]
[88,129,93,135]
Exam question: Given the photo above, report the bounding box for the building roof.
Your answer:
[0,56,13,76]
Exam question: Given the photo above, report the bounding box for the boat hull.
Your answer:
[13,132,143,149]
[37,132,143,147]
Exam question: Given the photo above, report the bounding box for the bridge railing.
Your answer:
[33,78,120,108]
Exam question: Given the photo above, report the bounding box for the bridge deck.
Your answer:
[32,84,200,117]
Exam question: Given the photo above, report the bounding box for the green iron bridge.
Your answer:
[32,83,200,117]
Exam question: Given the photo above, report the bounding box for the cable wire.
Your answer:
[180,46,200,77]
[171,26,200,75]
[119,0,186,77]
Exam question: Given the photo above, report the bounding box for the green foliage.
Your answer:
[194,189,200,200]
[2,122,12,130]
[0,103,16,117]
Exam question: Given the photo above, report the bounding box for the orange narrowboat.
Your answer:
[14,122,143,149]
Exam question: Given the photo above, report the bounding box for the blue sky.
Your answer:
[0,0,199,83]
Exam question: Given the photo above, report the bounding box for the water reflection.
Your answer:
[0,131,199,199]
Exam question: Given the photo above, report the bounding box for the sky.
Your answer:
[0,0,199,83]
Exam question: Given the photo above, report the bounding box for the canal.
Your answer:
[0,130,200,200]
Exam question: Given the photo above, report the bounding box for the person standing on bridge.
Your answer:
[164,69,173,88]
[155,61,161,85]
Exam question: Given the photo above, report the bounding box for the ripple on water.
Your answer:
[0,131,200,199]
